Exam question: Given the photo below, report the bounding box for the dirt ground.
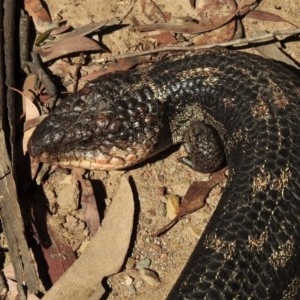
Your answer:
[27,0,300,299]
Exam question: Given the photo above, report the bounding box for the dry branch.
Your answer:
[99,27,300,62]
[1,1,43,297]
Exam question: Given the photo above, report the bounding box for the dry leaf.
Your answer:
[23,92,39,123]
[179,169,226,216]
[193,18,236,45]
[147,30,178,45]
[79,55,152,83]
[139,0,237,34]
[48,60,79,91]
[246,9,297,27]
[255,42,300,70]
[51,24,72,35]
[42,176,135,300]
[41,216,77,284]
[238,0,260,15]
[42,18,121,48]
[141,0,166,22]
[29,173,79,284]
[196,0,237,17]
[24,0,55,33]
[189,0,197,8]
[166,195,180,219]
[35,36,103,62]
[21,68,50,177]
[21,74,41,154]
[153,169,227,236]
[138,21,224,34]
[72,168,101,236]
[195,0,237,33]
[23,127,35,156]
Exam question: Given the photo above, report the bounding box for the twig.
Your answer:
[19,10,31,69]
[1,2,44,297]
[97,27,300,62]
[3,0,16,171]
[28,52,57,108]
[121,0,137,20]
[0,131,43,297]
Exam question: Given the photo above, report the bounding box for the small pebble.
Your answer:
[150,243,162,252]
[135,279,143,289]
[76,239,90,255]
[124,276,133,286]
[65,215,78,226]
[169,165,178,175]
[166,195,180,219]
[157,202,167,216]
[156,186,166,196]
[126,257,136,269]
[225,168,229,176]
[127,283,136,296]
[77,220,86,230]
[145,217,153,224]
[136,258,151,269]
[190,224,202,237]
[170,181,191,197]
[139,268,161,286]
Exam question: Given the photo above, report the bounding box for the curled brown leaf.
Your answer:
[35,36,103,62]
[246,9,298,27]
[141,0,166,22]
[153,168,227,236]
[139,0,237,34]
[24,0,55,33]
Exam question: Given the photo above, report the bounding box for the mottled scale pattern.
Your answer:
[28,48,300,299]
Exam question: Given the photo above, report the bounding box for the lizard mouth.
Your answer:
[27,134,147,170]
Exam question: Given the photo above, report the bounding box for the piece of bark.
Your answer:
[1,1,43,297]
[3,0,16,171]
[0,130,43,296]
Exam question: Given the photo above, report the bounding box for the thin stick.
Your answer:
[98,27,300,62]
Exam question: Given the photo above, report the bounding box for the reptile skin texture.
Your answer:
[28,48,300,299]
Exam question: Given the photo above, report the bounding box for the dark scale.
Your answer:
[28,47,300,299]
